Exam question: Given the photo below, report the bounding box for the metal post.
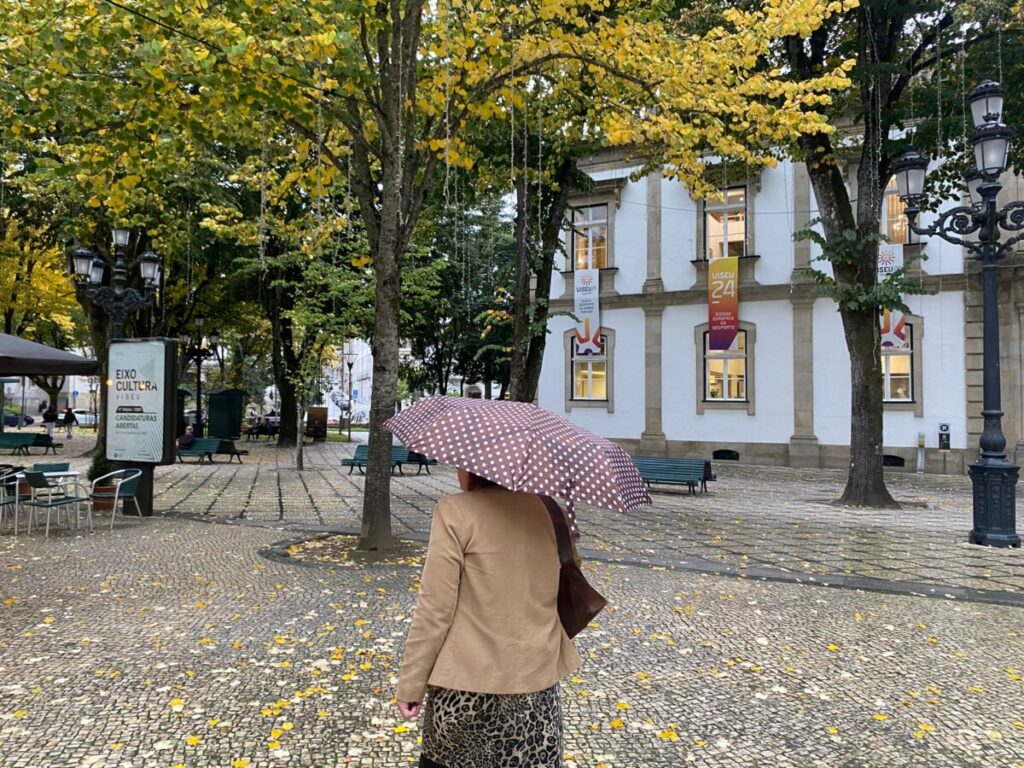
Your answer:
[194,348,204,438]
[968,197,1020,546]
[347,360,354,442]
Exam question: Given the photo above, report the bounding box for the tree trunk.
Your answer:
[359,161,401,551]
[277,374,298,449]
[30,376,64,412]
[840,302,895,505]
[520,158,576,403]
[800,127,897,508]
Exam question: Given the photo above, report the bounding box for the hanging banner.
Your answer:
[876,243,904,280]
[573,268,602,354]
[106,339,178,464]
[877,245,908,349]
[880,309,909,349]
[708,256,739,350]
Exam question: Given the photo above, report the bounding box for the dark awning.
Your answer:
[0,333,101,376]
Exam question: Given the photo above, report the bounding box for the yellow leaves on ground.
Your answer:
[657,730,679,741]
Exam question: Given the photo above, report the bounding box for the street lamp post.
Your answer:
[69,229,161,340]
[179,317,221,438]
[893,78,1021,548]
[346,357,355,442]
[68,228,163,516]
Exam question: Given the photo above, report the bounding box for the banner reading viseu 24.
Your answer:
[106,340,173,463]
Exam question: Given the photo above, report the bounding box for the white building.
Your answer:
[537,151,1024,474]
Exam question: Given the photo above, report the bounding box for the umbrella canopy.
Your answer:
[386,395,651,516]
[0,334,100,376]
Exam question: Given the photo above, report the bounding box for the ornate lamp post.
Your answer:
[893,78,1021,548]
[68,229,163,516]
[179,317,221,438]
[345,353,355,442]
[69,228,161,340]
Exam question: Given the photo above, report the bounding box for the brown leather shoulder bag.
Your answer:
[540,496,608,638]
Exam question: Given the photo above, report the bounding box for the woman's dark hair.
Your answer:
[465,471,497,490]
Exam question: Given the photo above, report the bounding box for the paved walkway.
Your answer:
[2,439,1023,767]
[147,440,1024,606]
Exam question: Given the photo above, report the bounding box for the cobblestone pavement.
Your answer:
[2,439,1023,766]
[140,440,1024,604]
[2,517,1024,767]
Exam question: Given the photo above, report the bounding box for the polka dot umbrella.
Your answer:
[386,396,651,527]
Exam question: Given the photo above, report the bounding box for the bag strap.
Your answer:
[540,495,574,566]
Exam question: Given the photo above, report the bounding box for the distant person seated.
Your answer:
[176,425,195,449]
[245,417,265,440]
[267,408,277,417]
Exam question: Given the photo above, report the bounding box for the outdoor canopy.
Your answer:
[0,333,100,376]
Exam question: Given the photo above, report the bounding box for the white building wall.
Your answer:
[614,178,648,296]
[537,308,646,439]
[538,154,975,471]
[754,163,797,283]
[661,177,699,292]
[661,300,794,445]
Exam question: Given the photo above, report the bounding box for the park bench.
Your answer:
[0,433,36,455]
[177,437,249,464]
[632,456,716,495]
[0,433,62,455]
[33,434,63,455]
[405,451,439,475]
[341,444,410,475]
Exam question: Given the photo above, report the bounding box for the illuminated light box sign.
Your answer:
[106,339,177,464]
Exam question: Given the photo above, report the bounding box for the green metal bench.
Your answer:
[32,434,63,454]
[177,437,249,464]
[214,439,249,463]
[632,456,715,495]
[0,433,37,455]
[341,444,409,474]
[405,451,438,475]
[177,437,221,464]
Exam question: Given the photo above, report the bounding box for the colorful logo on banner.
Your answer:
[574,268,602,354]
[880,310,908,348]
[877,245,908,348]
[877,246,901,277]
[708,256,739,350]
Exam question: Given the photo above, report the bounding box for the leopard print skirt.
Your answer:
[420,685,562,768]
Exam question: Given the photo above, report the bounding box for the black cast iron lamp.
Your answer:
[139,250,160,286]
[972,121,1013,178]
[964,168,984,210]
[70,246,94,279]
[66,227,161,340]
[968,79,1005,128]
[892,79,1022,549]
[111,227,132,249]
[892,147,928,207]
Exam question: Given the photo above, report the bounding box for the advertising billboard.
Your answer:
[106,339,177,464]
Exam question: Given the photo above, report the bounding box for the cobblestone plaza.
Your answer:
[2,438,1023,767]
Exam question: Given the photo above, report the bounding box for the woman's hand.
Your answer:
[397,700,421,720]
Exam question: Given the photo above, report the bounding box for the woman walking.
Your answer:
[396,468,582,768]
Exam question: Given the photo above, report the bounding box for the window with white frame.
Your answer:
[882,324,913,402]
[705,187,747,260]
[880,178,914,245]
[704,330,747,401]
[572,334,608,400]
[571,204,608,270]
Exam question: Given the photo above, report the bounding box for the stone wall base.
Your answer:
[610,437,970,476]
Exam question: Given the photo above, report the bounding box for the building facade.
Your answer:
[538,151,1024,474]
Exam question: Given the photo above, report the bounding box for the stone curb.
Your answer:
[180,513,1024,610]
